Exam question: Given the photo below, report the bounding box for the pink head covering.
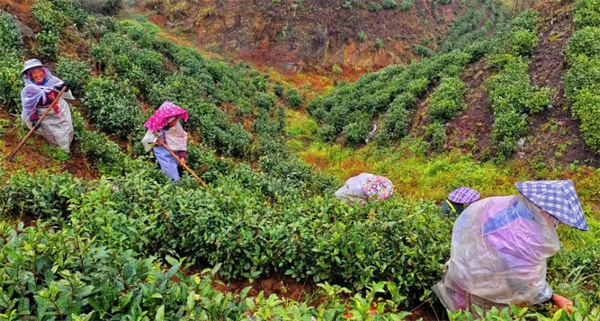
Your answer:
[144,100,189,132]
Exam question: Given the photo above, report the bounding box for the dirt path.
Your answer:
[520,0,599,166]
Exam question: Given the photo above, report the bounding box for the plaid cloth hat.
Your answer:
[515,180,589,231]
[447,186,480,204]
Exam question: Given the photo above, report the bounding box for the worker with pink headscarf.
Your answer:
[142,101,189,181]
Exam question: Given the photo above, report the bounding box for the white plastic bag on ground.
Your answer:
[434,195,559,312]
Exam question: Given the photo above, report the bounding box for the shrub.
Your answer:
[492,110,528,157]
[565,27,600,63]
[343,121,370,146]
[428,77,466,123]
[400,0,413,11]
[382,0,399,9]
[273,83,284,97]
[0,12,23,55]
[375,38,385,48]
[286,89,303,109]
[35,31,60,60]
[573,0,600,29]
[318,124,337,142]
[256,92,275,111]
[369,2,383,12]
[84,77,141,138]
[412,45,433,57]
[56,57,92,96]
[425,122,447,151]
[571,89,600,152]
[358,31,367,42]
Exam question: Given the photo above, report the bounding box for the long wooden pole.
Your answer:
[153,133,210,190]
[8,87,67,161]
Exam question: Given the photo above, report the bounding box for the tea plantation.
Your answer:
[1,0,599,320]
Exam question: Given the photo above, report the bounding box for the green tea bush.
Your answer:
[49,0,88,27]
[425,122,447,151]
[84,77,141,138]
[369,2,383,12]
[0,13,22,112]
[286,88,303,109]
[563,0,600,153]
[0,171,84,219]
[400,0,413,11]
[565,27,600,63]
[485,55,549,158]
[256,92,275,111]
[273,83,284,97]
[428,77,466,123]
[318,124,337,142]
[573,0,600,29]
[55,57,92,96]
[412,45,434,57]
[343,120,370,146]
[382,0,399,9]
[0,12,23,55]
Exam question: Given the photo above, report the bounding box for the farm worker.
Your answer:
[439,186,480,216]
[20,59,74,153]
[433,180,587,314]
[335,173,394,204]
[142,101,189,181]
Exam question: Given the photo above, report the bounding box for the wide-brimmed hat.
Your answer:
[19,59,47,79]
[448,186,480,204]
[516,180,588,231]
[361,175,394,201]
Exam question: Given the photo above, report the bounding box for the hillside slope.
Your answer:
[139,0,505,77]
[306,0,599,166]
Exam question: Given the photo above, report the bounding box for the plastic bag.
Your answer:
[434,195,559,311]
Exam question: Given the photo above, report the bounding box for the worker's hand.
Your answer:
[155,138,164,146]
[553,294,573,313]
[32,119,40,130]
[55,82,71,91]
[180,158,186,166]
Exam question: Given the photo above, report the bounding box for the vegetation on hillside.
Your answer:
[1,0,600,320]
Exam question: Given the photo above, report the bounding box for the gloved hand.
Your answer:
[32,119,40,130]
[55,82,71,91]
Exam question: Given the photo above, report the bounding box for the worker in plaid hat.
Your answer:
[434,180,587,315]
[439,186,480,216]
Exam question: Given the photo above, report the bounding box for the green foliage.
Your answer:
[491,9,539,56]
[0,12,23,56]
[428,77,466,123]
[317,124,337,142]
[565,27,600,63]
[369,2,383,12]
[256,92,275,111]
[412,45,433,57]
[286,89,303,109]
[485,55,549,158]
[375,38,385,48]
[425,122,447,151]
[273,83,284,97]
[55,57,92,96]
[84,77,141,138]
[35,31,60,61]
[382,0,399,10]
[358,30,367,42]
[343,120,370,146]
[563,0,600,153]
[573,0,600,29]
[400,0,413,11]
